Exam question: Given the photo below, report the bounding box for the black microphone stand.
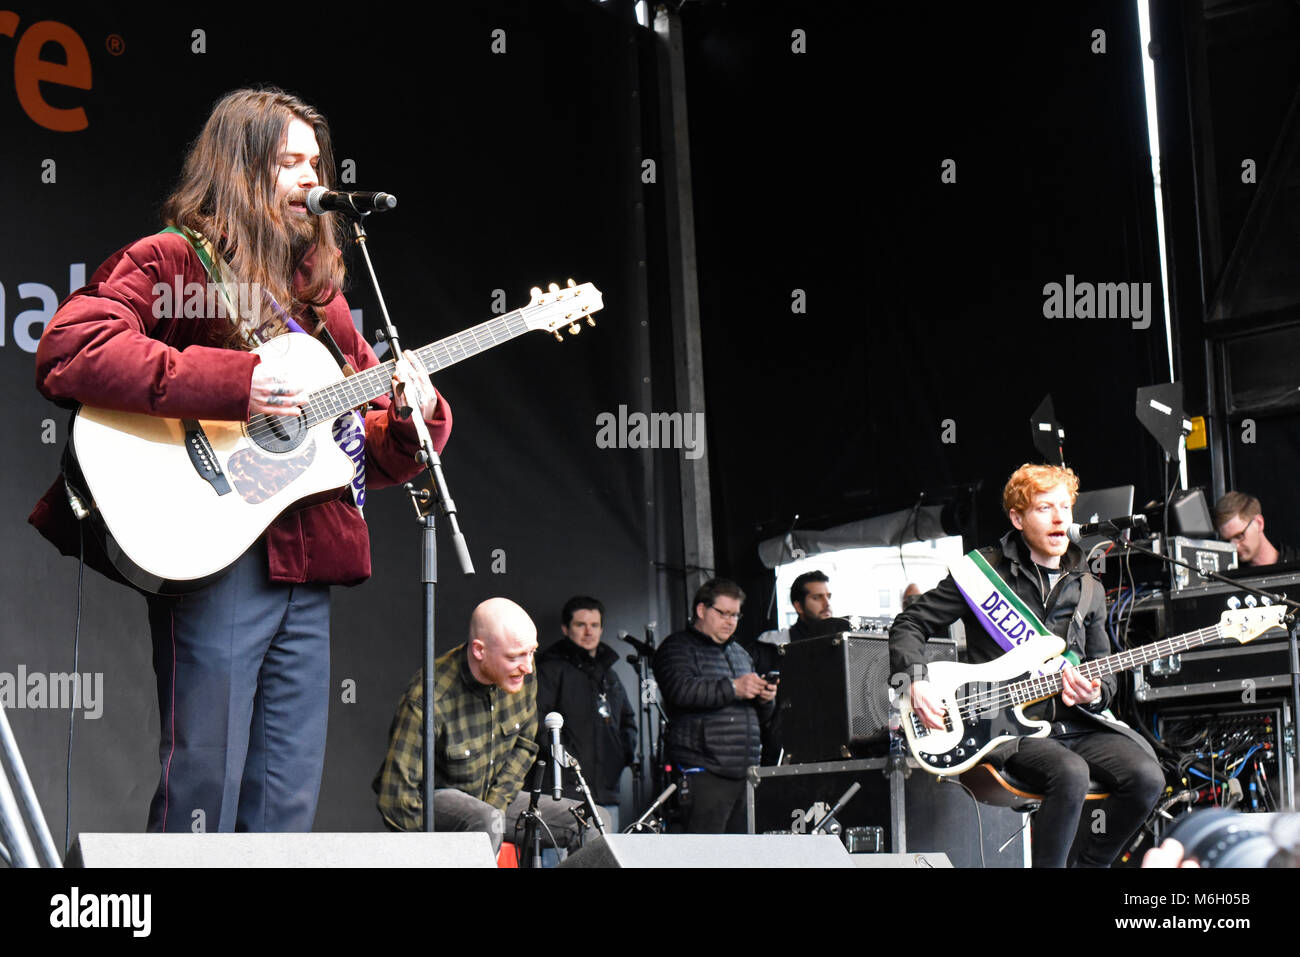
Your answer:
[624,626,666,808]
[552,747,608,840]
[517,759,548,868]
[342,211,476,834]
[1102,522,1300,811]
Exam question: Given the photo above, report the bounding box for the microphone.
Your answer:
[1067,514,1149,544]
[619,630,656,658]
[811,781,861,835]
[305,187,397,216]
[628,783,677,832]
[544,712,565,800]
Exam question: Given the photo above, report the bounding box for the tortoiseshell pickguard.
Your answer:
[226,440,317,504]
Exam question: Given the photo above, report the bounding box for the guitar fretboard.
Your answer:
[1010,624,1225,706]
[300,311,531,427]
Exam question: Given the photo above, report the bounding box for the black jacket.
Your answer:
[653,626,775,779]
[535,638,636,804]
[890,531,1117,729]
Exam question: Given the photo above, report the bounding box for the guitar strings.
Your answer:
[938,624,1228,723]
[241,313,530,444]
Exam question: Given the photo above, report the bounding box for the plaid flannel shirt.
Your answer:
[375,643,539,830]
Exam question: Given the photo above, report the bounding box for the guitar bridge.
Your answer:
[182,420,232,496]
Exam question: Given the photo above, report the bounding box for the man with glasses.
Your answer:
[653,578,777,832]
[1214,491,1297,568]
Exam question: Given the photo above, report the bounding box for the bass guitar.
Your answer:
[900,605,1287,775]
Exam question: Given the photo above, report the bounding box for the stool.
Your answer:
[960,762,1110,811]
[961,762,1111,865]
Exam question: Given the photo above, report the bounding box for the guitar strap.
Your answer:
[1068,575,1097,652]
[952,550,1154,752]
[158,226,368,511]
[158,226,290,346]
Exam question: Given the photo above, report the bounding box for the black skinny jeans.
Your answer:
[1004,729,1164,867]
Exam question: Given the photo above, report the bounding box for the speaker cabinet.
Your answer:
[779,633,956,763]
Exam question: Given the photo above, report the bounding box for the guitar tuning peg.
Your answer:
[1227,596,1241,610]
[586,316,596,327]
[548,282,560,293]
[566,278,576,287]
[1245,595,1258,608]
[553,330,564,343]
[530,286,543,299]
[568,323,580,335]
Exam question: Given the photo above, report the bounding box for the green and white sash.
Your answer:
[950,549,1072,677]
[950,549,1145,739]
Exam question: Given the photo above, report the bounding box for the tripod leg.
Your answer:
[0,701,60,867]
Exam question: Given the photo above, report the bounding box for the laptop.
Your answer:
[1072,484,1136,554]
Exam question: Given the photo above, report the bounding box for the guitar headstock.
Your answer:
[521,280,605,341]
[1219,604,1288,644]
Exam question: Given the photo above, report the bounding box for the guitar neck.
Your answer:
[1010,624,1224,706]
[301,310,532,426]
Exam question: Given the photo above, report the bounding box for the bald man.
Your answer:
[374,598,608,856]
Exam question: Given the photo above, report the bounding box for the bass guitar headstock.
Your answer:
[1219,603,1288,644]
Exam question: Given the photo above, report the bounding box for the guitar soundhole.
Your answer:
[247,414,309,453]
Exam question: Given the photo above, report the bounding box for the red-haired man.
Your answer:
[890,464,1163,867]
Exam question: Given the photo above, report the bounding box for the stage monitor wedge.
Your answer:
[67,832,498,867]
[559,834,855,868]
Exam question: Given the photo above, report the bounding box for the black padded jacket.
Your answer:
[653,627,775,779]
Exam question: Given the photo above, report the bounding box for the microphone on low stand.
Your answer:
[544,712,566,800]
[627,783,677,833]
[305,187,398,216]
[811,781,861,835]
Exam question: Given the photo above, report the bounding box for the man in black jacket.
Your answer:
[890,464,1163,867]
[535,596,636,830]
[654,578,777,833]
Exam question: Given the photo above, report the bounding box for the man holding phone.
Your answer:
[653,578,778,833]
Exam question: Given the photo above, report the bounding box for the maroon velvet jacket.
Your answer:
[29,230,452,586]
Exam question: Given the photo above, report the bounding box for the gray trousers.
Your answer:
[145,546,330,833]
[433,788,611,854]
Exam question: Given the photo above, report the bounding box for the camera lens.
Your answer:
[1165,809,1277,868]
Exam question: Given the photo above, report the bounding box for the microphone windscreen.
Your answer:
[305,186,330,215]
